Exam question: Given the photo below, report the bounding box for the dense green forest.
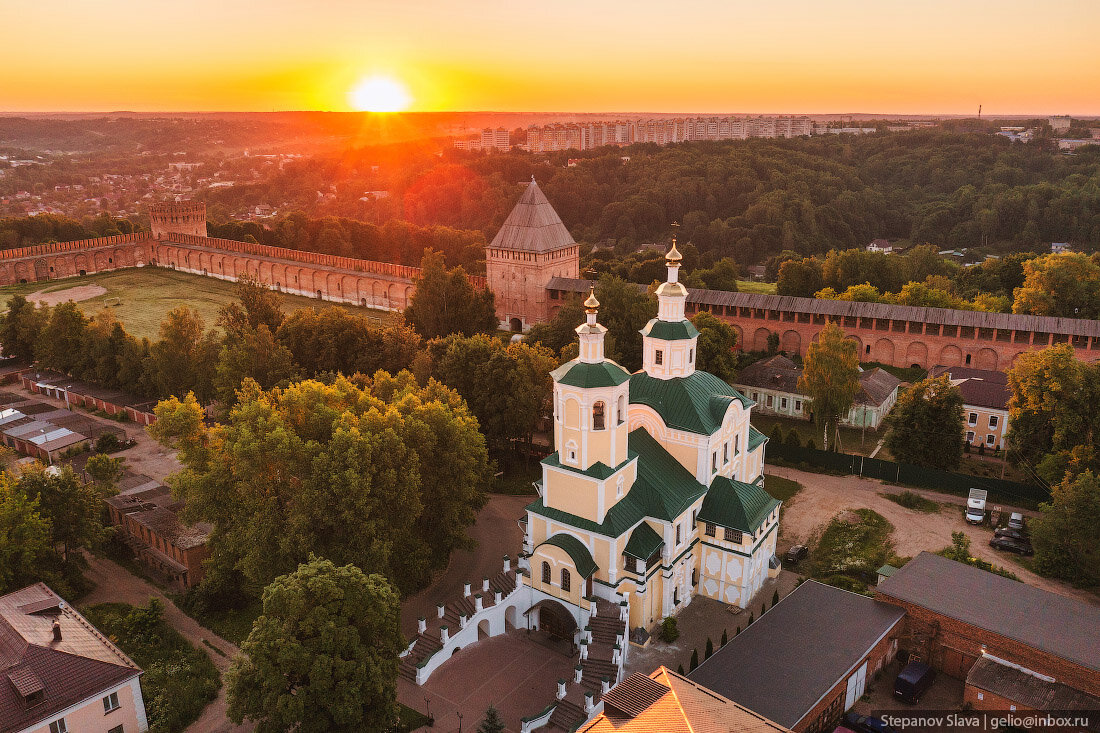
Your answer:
[200,130,1100,265]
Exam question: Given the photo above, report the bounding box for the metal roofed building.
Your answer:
[0,584,148,733]
[875,552,1100,699]
[688,580,905,732]
[928,366,1011,449]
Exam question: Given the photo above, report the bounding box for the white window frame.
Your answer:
[50,720,68,733]
[968,412,978,426]
[966,431,975,442]
[988,415,998,428]
[103,691,121,713]
[986,434,995,446]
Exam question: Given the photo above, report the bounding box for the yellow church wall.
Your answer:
[544,468,599,520]
[529,542,586,607]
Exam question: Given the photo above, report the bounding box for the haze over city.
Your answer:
[4,0,1099,114]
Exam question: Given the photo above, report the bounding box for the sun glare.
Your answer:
[350,75,412,112]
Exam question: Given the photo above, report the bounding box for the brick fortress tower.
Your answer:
[149,201,207,239]
[485,178,580,331]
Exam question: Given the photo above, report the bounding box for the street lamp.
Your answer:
[424,697,434,727]
[64,385,72,411]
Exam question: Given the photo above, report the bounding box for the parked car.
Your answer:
[1007,512,1026,530]
[990,535,1034,555]
[993,526,1028,541]
[894,661,936,703]
[843,712,900,733]
[785,544,808,564]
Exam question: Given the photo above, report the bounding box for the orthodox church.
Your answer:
[520,214,781,636]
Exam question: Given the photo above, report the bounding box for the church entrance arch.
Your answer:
[510,317,523,332]
[529,599,577,645]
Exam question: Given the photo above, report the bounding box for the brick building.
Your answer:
[688,581,906,733]
[875,553,1100,707]
[928,366,1010,450]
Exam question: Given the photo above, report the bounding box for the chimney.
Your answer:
[51,621,62,643]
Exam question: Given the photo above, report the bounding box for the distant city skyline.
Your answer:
[2,0,1098,115]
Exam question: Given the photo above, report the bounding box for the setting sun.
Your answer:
[349,75,412,112]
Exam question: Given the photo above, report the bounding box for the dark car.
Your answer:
[990,535,1034,555]
[843,712,900,733]
[894,661,936,703]
[785,544,808,564]
[993,527,1028,541]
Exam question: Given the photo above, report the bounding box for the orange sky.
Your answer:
[3,0,1098,115]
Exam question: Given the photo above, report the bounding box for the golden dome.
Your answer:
[666,238,683,264]
[584,286,600,311]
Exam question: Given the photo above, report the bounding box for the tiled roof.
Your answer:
[545,277,1100,338]
[698,476,779,533]
[876,552,1100,672]
[928,366,1010,410]
[855,368,901,407]
[488,180,577,253]
[630,371,751,435]
[528,428,707,539]
[641,319,699,341]
[689,581,905,729]
[735,355,801,394]
[580,667,792,733]
[551,359,631,388]
[0,584,140,733]
[537,534,598,578]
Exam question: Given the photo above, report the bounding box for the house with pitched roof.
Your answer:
[579,667,792,733]
[0,584,148,733]
[928,366,1010,450]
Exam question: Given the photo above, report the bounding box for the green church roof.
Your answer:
[640,318,699,341]
[536,534,598,578]
[542,451,628,480]
[527,428,707,539]
[748,425,768,452]
[552,359,631,388]
[623,522,664,560]
[629,371,752,435]
[697,475,780,534]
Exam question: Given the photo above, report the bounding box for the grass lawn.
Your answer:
[807,508,897,593]
[399,704,431,732]
[490,449,542,495]
[764,474,803,503]
[750,414,883,456]
[0,268,400,340]
[170,595,263,647]
[81,600,221,733]
[735,280,776,294]
[880,490,941,513]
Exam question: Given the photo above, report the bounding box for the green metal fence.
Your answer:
[769,443,1051,506]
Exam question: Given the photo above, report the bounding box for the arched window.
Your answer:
[561,568,571,592]
[689,348,694,363]
[593,401,606,430]
[565,440,578,464]
[542,562,551,584]
[617,394,626,425]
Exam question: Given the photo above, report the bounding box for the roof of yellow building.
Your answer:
[579,667,792,733]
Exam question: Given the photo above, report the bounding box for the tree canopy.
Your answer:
[797,323,860,449]
[884,375,965,470]
[149,372,489,597]
[1030,471,1100,587]
[404,249,497,339]
[226,556,405,733]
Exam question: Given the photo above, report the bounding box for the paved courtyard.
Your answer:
[398,630,575,733]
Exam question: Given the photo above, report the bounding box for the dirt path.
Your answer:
[400,494,529,638]
[82,554,252,733]
[768,465,1098,606]
[26,284,107,307]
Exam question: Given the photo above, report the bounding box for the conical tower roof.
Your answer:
[489,179,577,253]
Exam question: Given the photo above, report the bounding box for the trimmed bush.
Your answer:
[659,616,679,643]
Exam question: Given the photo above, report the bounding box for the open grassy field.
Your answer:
[0,268,400,339]
[735,279,776,294]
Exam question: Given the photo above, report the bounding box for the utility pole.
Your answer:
[1000,433,1009,480]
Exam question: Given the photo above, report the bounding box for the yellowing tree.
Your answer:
[1012,252,1100,319]
[797,322,860,450]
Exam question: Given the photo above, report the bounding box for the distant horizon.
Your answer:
[2,109,1096,119]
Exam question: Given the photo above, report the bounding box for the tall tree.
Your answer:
[691,311,738,382]
[35,302,88,375]
[150,373,488,596]
[1030,471,1100,586]
[276,307,422,378]
[477,706,507,733]
[0,295,47,360]
[404,249,497,339]
[776,258,824,298]
[144,306,220,402]
[1012,252,1100,319]
[884,375,965,470]
[0,473,55,594]
[797,323,860,450]
[214,324,298,406]
[1005,344,1100,483]
[16,464,109,563]
[226,556,405,733]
